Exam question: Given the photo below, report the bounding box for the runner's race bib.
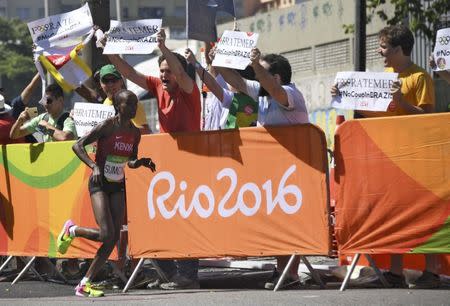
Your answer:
[104,155,128,182]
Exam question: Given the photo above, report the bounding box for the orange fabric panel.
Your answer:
[0,143,117,259]
[335,114,450,257]
[126,125,331,259]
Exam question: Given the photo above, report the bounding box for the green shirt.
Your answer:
[23,112,77,142]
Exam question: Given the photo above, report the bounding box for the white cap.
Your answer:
[0,94,12,115]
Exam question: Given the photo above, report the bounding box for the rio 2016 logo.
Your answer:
[438,35,450,46]
[147,165,303,219]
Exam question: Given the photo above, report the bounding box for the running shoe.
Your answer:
[57,219,75,254]
[75,281,104,297]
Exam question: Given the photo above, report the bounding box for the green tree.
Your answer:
[345,0,450,40]
[0,17,35,99]
[367,0,450,40]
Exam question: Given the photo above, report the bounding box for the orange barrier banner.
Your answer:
[126,125,331,259]
[334,114,450,258]
[0,142,116,259]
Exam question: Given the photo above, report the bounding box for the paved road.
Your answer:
[0,281,449,305]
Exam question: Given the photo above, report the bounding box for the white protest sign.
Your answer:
[27,3,93,49]
[331,71,398,111]
[103,19,162,54]
[212,30,259,70]
[73,103,115,137]
[432,28,450,71]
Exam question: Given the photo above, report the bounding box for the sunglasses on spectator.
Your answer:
[102,77,120,84]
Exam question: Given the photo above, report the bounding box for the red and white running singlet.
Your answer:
[95,130,138,183]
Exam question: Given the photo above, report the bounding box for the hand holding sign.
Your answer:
[390,79,402,102]
[209,45,217,62]
[432,28,450,71]
[331,71,398,111]
[184,48,196,65]
[249,48,261,67]
[156,28,166,49]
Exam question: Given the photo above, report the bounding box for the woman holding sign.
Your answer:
[57,89,156,297]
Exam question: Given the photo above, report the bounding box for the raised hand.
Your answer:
[249,48,261,66]
[184,48,196,65]
[330,83,340,97]
[156,29,166,48]
[208,46,217,62]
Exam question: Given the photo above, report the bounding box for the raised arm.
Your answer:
[204,42,218,77]
[9,109,32,139]
[20,73,41,105]
[75,84,100,103]
[184,48,224,102]
[213,47,248,95]
[106,54,148,90]
[156,29,194,93]
[250,48,288,106]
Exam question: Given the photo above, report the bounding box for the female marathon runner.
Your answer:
[57,89,156,297]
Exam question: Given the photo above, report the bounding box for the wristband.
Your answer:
[47,128,55,137]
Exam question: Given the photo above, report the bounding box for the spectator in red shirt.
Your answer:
[105,29,201,133]
[0,94,24,144]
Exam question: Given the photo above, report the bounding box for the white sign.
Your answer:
[433,28,450,71]
[212,30,259,70]
[331,71,398,111]
[103,19,162,54]
[27,3,93,49]
[72,103,115,137]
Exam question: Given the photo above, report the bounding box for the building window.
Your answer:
[0,7,6,18]
[138,7,164,19]
[38,7,45,18]
[315,39,350,70]
[174,6,184,17]
[16,8,31,20]
[366,34,381,64]
[282,48,313,72]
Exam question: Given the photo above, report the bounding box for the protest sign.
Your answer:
[212,30,259,70]
[28,4,94,92]
[27,3,93,50]
[104,19,162,55]
[331,71,398,112]
[432,28,450,71]
[73,102,115,137]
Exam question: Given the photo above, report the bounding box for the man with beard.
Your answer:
[105,29,200,133]
[216,47,309,290]
[104,28,201,290]
[216,49,309,127]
